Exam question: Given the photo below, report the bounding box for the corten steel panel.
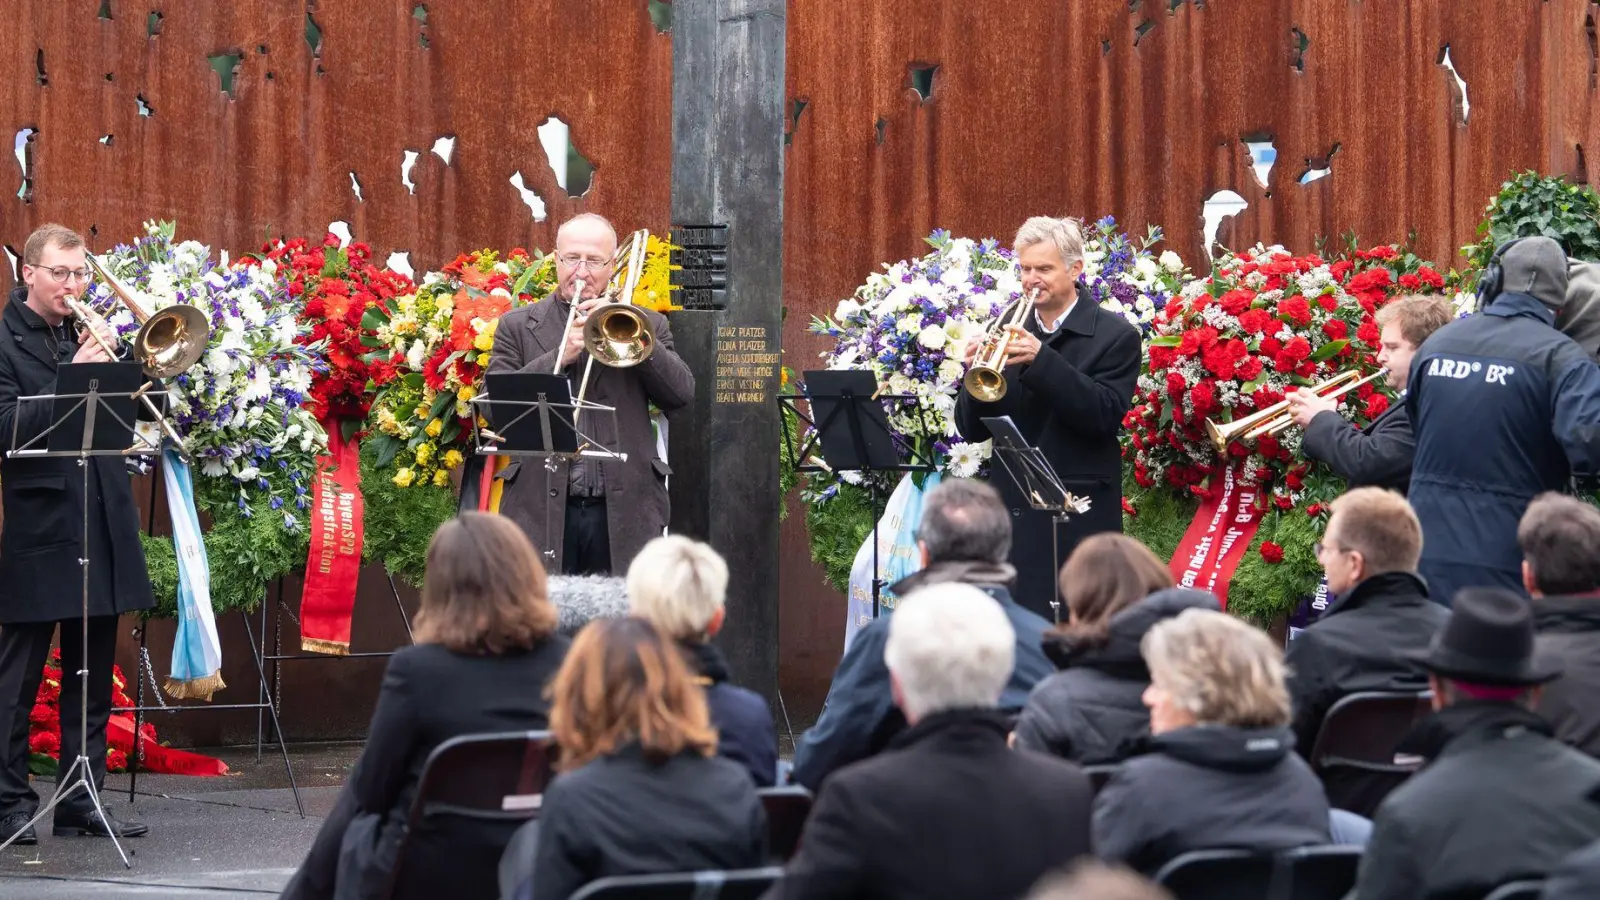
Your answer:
[777,0,1595,720]
[0,1,673,743]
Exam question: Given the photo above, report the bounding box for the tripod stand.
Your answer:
[0,363,172,866]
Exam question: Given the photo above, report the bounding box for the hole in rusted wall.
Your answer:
[98,0,112,19]
[1202,189,1247,259]
[1134,20,1156,46]
[1242,135,1276,191]
[1290,27,1309,72]
[1299,142,1340,184]
[306,10,323,55]
[784,98,808,146]
[328,221,351,247]
[105,72,114,82]
[14,128,37,202]
[386,251,413,279]
[413,5,430,49]
[537,117,594,197]
[431,135,455,166]
[1102,39,1111,56]
[510,171,548,222]
[208,51,242,98]
[36,49,47,87]
[147,10,162,37]
[874,116,887,145]
[350,171,364,202]
[1578,143,1589,184]
[3,246,18,283]
[1439,45,1470,124]
[647,0,671,34]
[136,93,153,117]
[909,64,938,101]
[401,150,419,195]
[99,134,113,146]
[1585,13,1596,90]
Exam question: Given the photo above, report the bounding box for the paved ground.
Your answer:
[0,742,361,899]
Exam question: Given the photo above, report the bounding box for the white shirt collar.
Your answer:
[1035,299,1076,335]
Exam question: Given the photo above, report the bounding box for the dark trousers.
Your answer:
[563,499,612,576]
[0,615,118,818]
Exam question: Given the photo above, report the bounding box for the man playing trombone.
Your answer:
[0,224,152,843]
[954,216,1142,621]
[487,214,695,576]
[1287,295,1454,494]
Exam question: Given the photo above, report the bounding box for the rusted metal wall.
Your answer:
[778,0,1600,722]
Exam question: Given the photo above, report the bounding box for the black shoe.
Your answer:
[0,811,36,845]
[52,808,148,838]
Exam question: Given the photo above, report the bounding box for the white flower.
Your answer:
[946,441,987,478]
[897,315,923,335]
[1135,257,1160,280]
[886,374,914,396]
[406,339,427,369]
[917,324,947,349]
[834,299,862,320]
[201,458,227,477]
[937,359,965,384]
[1160,250,1184,272]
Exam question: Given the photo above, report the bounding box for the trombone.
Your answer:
[566,230,656,428]
[963,288,1038,403]
[69,253,210,380]
[1203,369,1388,453]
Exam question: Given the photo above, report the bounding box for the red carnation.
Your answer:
[1148,345,1177,370]
[1274,495,1296,510]
[1274,336,1311,372]
[1189,381,1218,416]
[1122,497,1137,517]
[1260,336,1284,358]
[1235,356,1264,382]
[1321,319,1349,340]
[1418,266,1445,289]
[1330,260,1354,283]
[1260,542,1285,563]
[107,748,128,772]
[1220,289,1255,315]
[1238,308,1273,334]
[1398,274,1421,291]
[1365,394,1390,419]
[1317,293,1338,311]
[1277,296,1313,326]
[29,730,59,756]
[1357,320,1381,345]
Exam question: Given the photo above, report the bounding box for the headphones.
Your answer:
[1475,237,1524,310]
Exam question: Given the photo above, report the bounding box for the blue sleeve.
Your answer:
[1017,323,1141,439]
[791,625,893,791]
[1552,352,1600,477]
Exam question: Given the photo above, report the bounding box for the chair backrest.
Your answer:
[386,730,555,900]
[756,786,812,862]
[568,866,785,900]
[1276,845,1363,900]
[1309,690,1433,817]
[1083,764,1119,796]
[1482,881,1545,900]
[1154,845,1362,900]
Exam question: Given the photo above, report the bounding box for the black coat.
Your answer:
[1301,401,1414,494]
[684,640,779,787]
[1351,702,1600,900]
[1012,588,1218,764]
[1405,294,1600,605]
[523,745,767,900]
[0,290,152,623]
[1284,571,1448,755]
[955,297,1142,619]
[1092,724,1330,876]
[1535,594,1600,759]
[281,638,570,900]
[767,709,1093,900]
[1542,838,1600,900]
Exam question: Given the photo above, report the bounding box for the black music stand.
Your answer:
[777,369,938,619]
[471,373,625,570]
[982,415,1093,624]
[0,362,162,866]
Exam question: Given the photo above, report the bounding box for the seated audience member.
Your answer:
[282,513,571,900]
[1522,493,1600,757]
[1027,860,1174,900]
[768,583,1093,900]
[628,534,778,785]
[1286,487,1447,754]
[792,478,1053,790]
[1350,588,1600,900]
[1093,609,1330,875]
[513,617,766,900]
[1543,838,1600,900]
[1013,534,1217,763]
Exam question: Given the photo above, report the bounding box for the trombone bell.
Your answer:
[582,305,655,367]
[135,304,210,379]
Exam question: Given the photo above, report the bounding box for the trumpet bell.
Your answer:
[582,304,655,367]
[134,304,210,379]
[963,365,1007,403]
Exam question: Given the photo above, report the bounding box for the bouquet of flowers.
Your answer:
[630,232,681,313]
[364,248,554,488]
[1082,217,1191,334]
[808,230,1019,478]
[259,234,416,437]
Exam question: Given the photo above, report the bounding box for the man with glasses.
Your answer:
[488,213,694,576]
[0,224,153,843]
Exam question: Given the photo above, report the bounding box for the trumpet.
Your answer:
[963,288,1038,403]
[1203,369,1388,453]
[70,253,210,380]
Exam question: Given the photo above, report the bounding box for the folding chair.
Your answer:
[1482,881,1545,900]
[756,786,812,862]
[569,866,785,900]
[1309,690,1433,817]
[1153,849,1274,900]
[1274,845,1363,900]
[382,730,555,900]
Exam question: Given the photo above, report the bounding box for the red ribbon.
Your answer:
[1168,461,1265,610]
[300,429,365,655]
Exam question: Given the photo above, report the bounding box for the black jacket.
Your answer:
[955,296,1142,619]
[281,639,570,900]
[0,289,153,623]
[685,640,779,787]
[1406,293,1600,605]
[1093,724,1330,875]
[1351,702,1600,900]
[523,745,767,900]
[1012,588,1219,764]
[1535,594,1600,759]
[1541,838,1600,900]
[1302,400,1414,494]
[767,709,1093,900]
[1285,571,1448,755]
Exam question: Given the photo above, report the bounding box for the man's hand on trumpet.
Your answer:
[1001,324,1042,368]
[69,304,117,364]
[559,297,609,368]
[1285,386,1339,429]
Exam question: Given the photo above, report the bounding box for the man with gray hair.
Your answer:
[1523,493,1600,758]
[791,478,1053,790]
[956,216,1142,618]
[770,584,1093,899]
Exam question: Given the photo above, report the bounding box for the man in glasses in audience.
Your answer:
[488,213,694,576]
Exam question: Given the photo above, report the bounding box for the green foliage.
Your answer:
[359,444,456,587]
[803,477,877,595]
[196,478,309,614]
[140,532,180,618]
[1121,474,1195,563]
[1466,170,1600,271]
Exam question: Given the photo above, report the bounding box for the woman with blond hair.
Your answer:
[513,616,766,900]
[1013,534,1217,763]
[1092,608,1330,875]
[283,513,571,900]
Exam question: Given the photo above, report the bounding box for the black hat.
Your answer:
[1419,587,1562,687]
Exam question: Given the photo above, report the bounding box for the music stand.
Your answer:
[471,373,626,570]
[777,369,938,619]
[981,415,1092,624]
[0,361,171,867]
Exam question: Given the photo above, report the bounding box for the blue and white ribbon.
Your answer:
[163,448,225,700]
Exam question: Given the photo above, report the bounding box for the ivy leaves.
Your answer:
[1466,171,1600,271]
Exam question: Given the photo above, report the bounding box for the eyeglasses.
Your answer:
[30,265,91,284]
[555,253,612,270]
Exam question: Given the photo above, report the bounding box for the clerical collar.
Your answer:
[1035,300,1076,335]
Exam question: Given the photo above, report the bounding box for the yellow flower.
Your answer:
[415,402,431,419]
[376,407,402,436]
[393,467,416,488]
[457,384,477,403]
[432,468,451,487]
[443,449,465,469]
[473,327,496,352]
[395,295,416,314]
[416,442,435,466]
[425,419,443,438]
